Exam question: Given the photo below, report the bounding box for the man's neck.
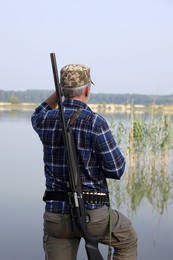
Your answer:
[65,96,87,104]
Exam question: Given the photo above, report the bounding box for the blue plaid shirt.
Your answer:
[31,99,126,213]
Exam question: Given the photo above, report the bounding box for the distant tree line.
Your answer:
[89,93,173,105]
[0,89,173,105]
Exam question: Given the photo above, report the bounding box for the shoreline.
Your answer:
[0,102,173,114]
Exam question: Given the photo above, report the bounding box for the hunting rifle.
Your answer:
[50,53,104,260]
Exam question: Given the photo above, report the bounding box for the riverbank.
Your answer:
[0,102,173,114]
[0,102,37,111]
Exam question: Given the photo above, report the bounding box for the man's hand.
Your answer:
[45,91,59,109]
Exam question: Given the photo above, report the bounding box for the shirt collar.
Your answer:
[63,99,91,111]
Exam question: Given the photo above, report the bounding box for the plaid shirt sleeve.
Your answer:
[95,117,126,179]
[31,102,53,133]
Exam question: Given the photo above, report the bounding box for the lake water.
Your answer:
[0,110,173,260]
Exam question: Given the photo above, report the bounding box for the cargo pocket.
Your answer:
[43,212,63,238]
[87,206,109,237]
[111,210,132,243]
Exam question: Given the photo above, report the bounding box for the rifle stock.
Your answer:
[50,53,103,260]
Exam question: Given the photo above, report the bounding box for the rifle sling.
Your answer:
[68,107,84,127]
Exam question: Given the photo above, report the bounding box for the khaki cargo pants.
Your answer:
[43,205,138,260]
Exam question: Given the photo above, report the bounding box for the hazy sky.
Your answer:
[0,0,173,94]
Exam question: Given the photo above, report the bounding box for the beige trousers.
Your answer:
[43,205,137,260]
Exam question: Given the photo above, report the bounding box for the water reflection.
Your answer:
[1,110,173,260]
[108,165,173,216]
[0,110,32,121]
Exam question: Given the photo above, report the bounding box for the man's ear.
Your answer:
[84,85,90,99]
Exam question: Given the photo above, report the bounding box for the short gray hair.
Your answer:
[62,84,90,99]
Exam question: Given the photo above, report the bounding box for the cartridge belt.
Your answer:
[43,190,109,205]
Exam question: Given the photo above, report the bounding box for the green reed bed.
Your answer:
[108,111,173,215]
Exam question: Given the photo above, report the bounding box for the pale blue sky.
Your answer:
[0,0,173,94]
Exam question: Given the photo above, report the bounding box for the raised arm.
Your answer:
[44,91,58,109]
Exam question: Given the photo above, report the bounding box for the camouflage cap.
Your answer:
[60,64,93,88]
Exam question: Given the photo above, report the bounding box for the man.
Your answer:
[31,64,137,260]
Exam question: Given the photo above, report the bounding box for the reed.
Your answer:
[111,109,173,172]
[108,107,173,215]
